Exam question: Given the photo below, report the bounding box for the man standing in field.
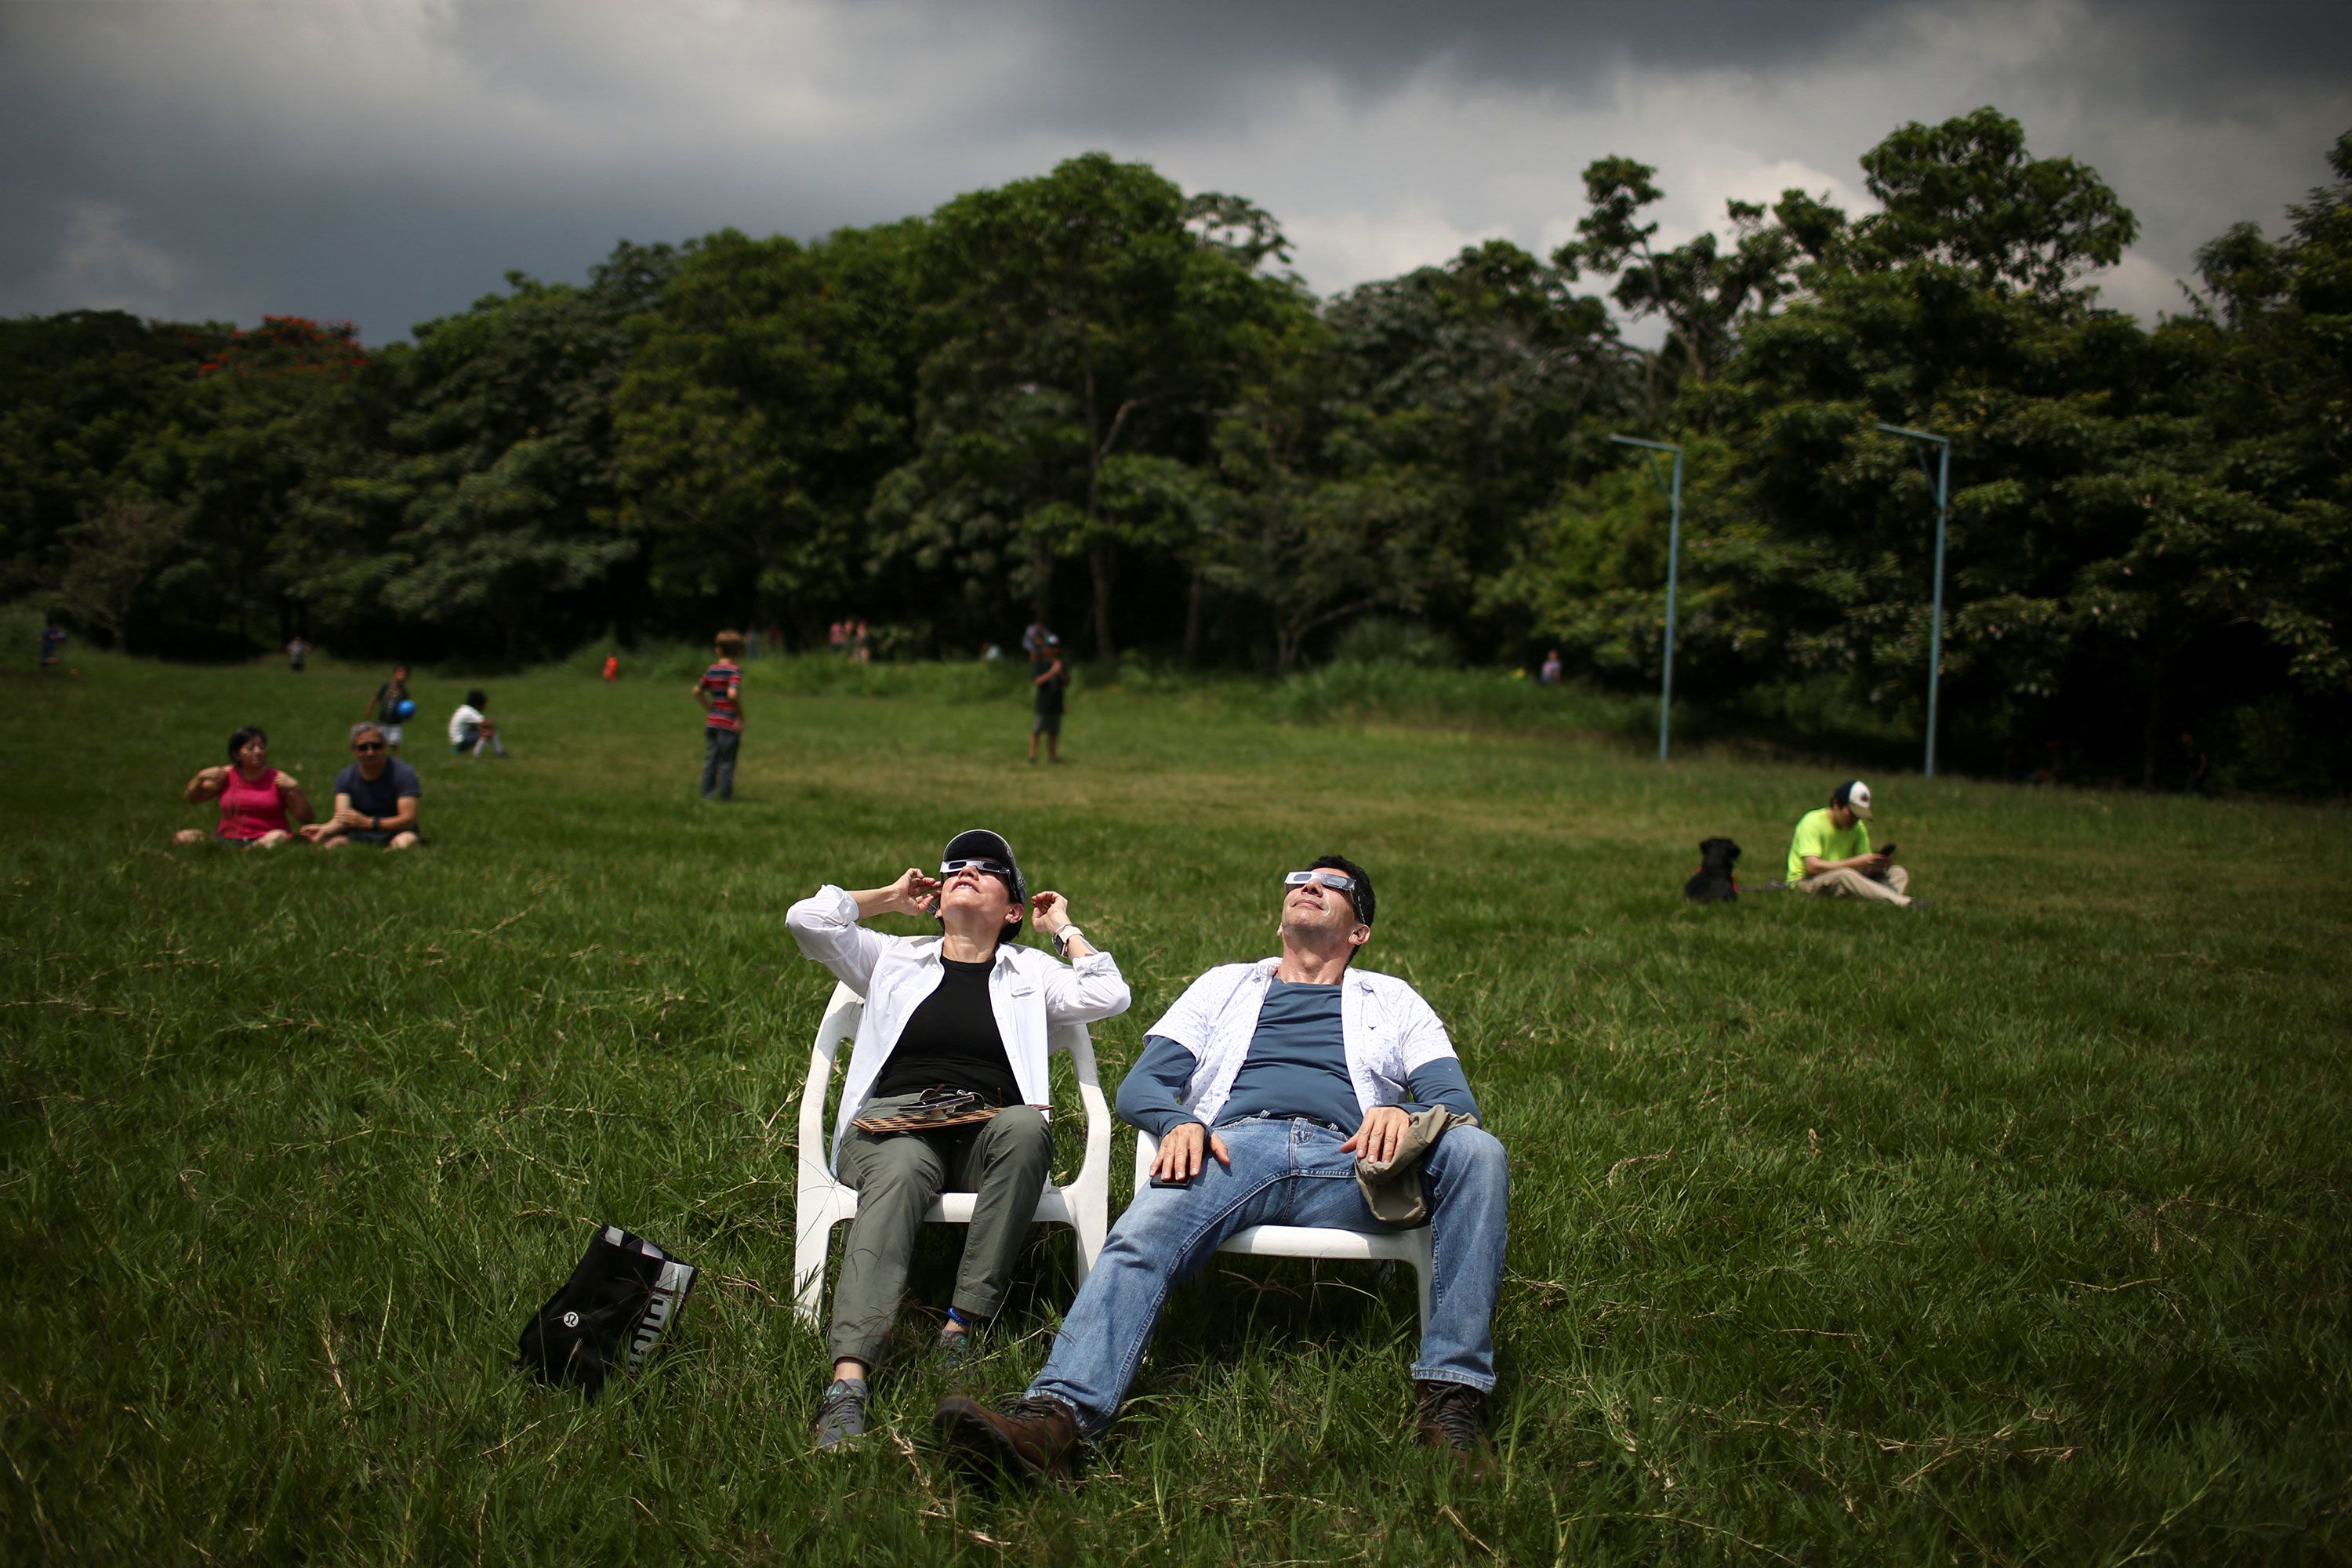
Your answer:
[1028,636,1067,764]
[695,630,746,800]
[1787,780,1913,906]
[932,855,1510,1483]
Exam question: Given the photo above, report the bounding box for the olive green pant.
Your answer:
[829,1096,1054,1366]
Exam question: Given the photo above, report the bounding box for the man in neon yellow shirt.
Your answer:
[1786,780,1913,906]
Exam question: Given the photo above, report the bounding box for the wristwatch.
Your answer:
[1051,925,1085,957]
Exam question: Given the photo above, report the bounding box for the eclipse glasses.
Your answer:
[940,858,1014,882]
[1283,868,1365,920]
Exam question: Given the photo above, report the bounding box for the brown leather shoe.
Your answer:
[931,1394,1081,1484]
[1415,1381,1498,1482]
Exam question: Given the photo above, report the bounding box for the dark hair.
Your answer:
[465,688,488,710]
[1310,854,1375,927]
[227,725,268,762]
[714,630,746,656]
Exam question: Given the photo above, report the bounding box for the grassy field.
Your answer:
[2,646,2348,1565]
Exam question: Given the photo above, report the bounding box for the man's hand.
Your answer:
[1341,1105,1413,1165]
[1030,890,1069,935]
[1152,1121,1229,1183]
[298,822,328,843]
[1859,852,1891,875]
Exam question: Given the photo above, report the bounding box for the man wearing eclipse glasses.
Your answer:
[934,854,1509,1483]
[786,829,1131,1450]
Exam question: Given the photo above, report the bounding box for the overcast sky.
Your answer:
[4,0,2347,343]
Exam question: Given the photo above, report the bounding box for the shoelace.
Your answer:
[818,1383,867,1419]
[1422,1387,1483,1449]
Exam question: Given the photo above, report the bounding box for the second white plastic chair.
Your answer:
[1132,1128,1435,1331]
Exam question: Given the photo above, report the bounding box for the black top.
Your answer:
[1032,654,1065,713]
[872,956,1018,1104]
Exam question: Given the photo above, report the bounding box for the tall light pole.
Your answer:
[1610,435,1683,763]
[1875,423,1951,779]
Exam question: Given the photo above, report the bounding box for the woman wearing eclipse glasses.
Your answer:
[785,829,1130,1450]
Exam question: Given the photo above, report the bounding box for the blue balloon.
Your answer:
[394,698,417,720]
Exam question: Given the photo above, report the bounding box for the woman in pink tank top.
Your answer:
[175,726,313,848]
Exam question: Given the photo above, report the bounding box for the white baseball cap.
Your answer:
[1833,780,1874,820]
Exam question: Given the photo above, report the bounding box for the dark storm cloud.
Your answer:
[2,0,2347,339]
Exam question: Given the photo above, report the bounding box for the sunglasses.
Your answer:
[940,858,1014,883]
[354,741,385,753]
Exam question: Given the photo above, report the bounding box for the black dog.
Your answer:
[1682,837,1741,902]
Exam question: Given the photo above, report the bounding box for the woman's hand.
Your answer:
[273,772,302,796]
[889,866,942,916]
[1029,891,1070,935]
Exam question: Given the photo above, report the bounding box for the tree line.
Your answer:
[3,109,2345,790]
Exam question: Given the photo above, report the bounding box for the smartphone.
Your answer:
[1148,1171,1194,1189]
[1876,843,1897,859]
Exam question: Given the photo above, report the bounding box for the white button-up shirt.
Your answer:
[1143,958,1458,1128]
[786,885,1131,1167]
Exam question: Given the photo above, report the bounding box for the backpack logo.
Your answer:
[561,1310,580,1328]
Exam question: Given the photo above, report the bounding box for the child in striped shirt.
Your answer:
[695,631,746,800]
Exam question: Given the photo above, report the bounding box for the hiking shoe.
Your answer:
[1414,1381,1497,1483]
[931,1393,1080,1485]
[936,1323,972,1374]
[813,1377,869,1450]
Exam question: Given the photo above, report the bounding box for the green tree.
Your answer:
[877,153,1300,659]
[289,244,674,659]
[613,222,922,640]
[1552,160,1798,412]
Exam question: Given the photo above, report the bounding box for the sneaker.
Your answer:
[931,1393,1080,1485]
[812,1377,869,1450]
[1414,1381,1497,1482]
[936,1323,972,1374]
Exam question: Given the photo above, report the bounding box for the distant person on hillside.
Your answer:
[2176,731,2210,795]
[852,619,871,664]
[448,689,506,757]
[695,630,746,800]
[365,664,413,753]
[602,652,619,684]
[789,829,1130,1451]
[285,635,310,673]
[1539,649,1562,685]
[829,620,848,655]
[1786,780,1914,907]
[302,723,421,850]
[1028,636,1067,765]
[40,621,66,667]
[174,725,312,848]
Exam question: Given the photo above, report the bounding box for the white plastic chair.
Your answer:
[1134,1129,1435,1331]
[793,981,1111,1326]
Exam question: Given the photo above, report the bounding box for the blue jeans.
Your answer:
[1029,1116,1508,1434]
[701,726,739,799]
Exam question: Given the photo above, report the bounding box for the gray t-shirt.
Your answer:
[334,758,421,822]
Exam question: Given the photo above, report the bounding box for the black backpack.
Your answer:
[516,1224,697,1398]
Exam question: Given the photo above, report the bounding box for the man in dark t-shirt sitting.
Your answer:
[301,723,423,849]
